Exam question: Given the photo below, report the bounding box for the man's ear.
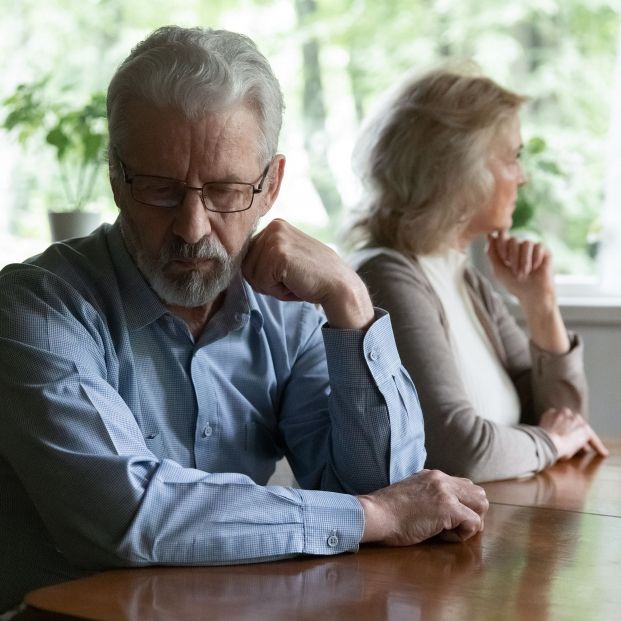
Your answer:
[111,178,122,208]
[257,154,286,217]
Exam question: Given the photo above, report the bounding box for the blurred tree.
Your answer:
[295,0,343,217]
[0,0,618,275]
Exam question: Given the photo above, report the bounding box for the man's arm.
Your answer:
[243,219,426,492]
[0,267,366,569]
[242,224,489,542]
[242,218,375,329]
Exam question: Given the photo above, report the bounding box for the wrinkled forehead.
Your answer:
[118,99,263,163]
[115,100,265,183]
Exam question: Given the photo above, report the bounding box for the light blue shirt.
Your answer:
[0,222,425,610]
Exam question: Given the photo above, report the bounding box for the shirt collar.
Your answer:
[239,278,265,332]
[107,220,168,331]
[210,274,264,335]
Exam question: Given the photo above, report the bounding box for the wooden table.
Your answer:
[22,441,621,621]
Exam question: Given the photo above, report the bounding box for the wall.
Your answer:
[562,303,621,436]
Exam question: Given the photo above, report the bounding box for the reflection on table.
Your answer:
[483,447,621,516]
[23,441,621,621]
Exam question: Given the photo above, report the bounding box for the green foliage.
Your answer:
[512,131,605,274]
[513,136,562,230]
[2,81,108,211]
[0,0,617,275]
[310,0,618,275]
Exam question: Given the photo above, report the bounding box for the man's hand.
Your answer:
[358,470,489,546]
[243,219,374,329]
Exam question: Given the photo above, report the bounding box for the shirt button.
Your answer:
[327,531,339,548]
[368,346,380,361]
[202,425,213,438]
[235,312,249,325]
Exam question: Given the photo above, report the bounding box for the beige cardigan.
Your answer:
[352,247,588,483]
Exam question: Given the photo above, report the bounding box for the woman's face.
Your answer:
[463,113,525,242]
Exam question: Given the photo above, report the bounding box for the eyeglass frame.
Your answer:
[116,154,272,213]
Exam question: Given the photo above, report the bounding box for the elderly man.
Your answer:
[0,26,487,610]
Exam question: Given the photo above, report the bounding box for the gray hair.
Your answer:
[107,25,284,179]
[348,66,526,255]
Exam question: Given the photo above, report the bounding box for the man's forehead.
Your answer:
[120,100,262,170]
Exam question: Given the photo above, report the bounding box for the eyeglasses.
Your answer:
[118,157,271,213]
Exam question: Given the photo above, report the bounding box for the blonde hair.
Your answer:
[348,66,526,255]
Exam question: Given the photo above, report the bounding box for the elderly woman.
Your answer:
[348,68,607,482]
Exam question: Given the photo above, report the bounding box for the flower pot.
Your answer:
[48,211,100,242]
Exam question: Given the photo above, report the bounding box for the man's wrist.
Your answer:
[358,495,386,543]
[321,276,375,330]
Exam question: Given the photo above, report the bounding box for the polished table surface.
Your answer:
[23,440,621,621]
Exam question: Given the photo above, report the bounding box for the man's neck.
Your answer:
[165,293,224,339]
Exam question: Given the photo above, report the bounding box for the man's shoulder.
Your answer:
[0,224,119,315]
[4,223,112,276]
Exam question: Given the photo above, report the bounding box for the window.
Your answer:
[1,0,619,299]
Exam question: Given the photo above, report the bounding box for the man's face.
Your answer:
[113,100,281,308]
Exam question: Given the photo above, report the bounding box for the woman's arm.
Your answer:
[356,251,557,483]
[485,233,590,418]
[480,234,606,459]
[487,231,569,353]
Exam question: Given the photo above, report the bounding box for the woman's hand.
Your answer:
[539,407,608,461]
[486,230,554,304]
[486,231,570,354]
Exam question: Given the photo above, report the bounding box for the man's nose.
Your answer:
[171,188,213,244]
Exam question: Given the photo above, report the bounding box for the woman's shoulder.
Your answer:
[348,246,424,276]
[348,246,440,312]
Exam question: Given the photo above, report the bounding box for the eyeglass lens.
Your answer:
[131,176,254,212]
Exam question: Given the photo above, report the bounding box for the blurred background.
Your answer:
[1,0,620,297]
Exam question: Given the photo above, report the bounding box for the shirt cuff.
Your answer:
[295,488,364,555]
[322,309,402,387]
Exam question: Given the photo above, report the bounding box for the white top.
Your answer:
[418,249,521,426]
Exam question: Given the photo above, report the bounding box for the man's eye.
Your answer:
[209,184,242,196]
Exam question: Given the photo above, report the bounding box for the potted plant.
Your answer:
[2,79,107,241]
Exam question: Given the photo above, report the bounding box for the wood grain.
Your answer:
[23,443,621,621]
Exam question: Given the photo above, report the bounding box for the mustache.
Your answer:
[163,237,228,262]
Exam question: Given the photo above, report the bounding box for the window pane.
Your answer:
[1,0,619,296]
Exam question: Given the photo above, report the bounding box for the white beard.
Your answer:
[119,211,254,308]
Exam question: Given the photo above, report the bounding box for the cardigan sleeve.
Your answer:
[469,269,589,422]
[356,251,558,483]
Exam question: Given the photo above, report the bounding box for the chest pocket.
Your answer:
[143,430,166,459]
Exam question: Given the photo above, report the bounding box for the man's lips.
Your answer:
[170,257,216,269]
